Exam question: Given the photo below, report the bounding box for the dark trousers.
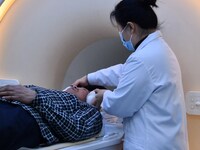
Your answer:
[0,101,43,150]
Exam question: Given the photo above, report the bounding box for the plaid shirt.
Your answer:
[0,85,102,145]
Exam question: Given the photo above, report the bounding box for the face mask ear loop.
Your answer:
[130,34,133,42]
[119,24,129,41]
[121,24,129,33]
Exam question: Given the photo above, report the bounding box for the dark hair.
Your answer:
[110,0,158,29]
[84,85,106,91]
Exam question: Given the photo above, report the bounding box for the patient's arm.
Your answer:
[0,85,36,104]
[29,85,102,142]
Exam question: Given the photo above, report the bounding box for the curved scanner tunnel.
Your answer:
[62,38,130,89]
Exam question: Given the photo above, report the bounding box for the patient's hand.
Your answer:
[0,85,36,104]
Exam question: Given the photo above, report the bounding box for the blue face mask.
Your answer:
[119,26,135,51]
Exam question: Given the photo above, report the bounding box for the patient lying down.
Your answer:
[0,84,103,150]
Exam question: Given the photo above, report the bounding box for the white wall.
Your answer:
[156,0,200,92]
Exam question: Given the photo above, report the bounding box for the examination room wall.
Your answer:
[155,0,200,149]
[0,0,200,149]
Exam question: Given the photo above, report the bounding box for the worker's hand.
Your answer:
[72,75,89,87]
[92,89,106,109]
[0,85,36,104]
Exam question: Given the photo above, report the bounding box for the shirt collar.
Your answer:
[136,30,162,51]
[135,35,148,50]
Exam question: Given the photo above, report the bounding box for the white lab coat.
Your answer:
[87,31,189,150]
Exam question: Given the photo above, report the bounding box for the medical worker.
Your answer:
[72,0,189,149]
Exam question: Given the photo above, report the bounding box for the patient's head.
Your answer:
[64,85,106,103]
[65,85,89,101]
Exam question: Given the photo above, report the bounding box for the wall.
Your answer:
[0,0,200,149]
[155,0,200,149]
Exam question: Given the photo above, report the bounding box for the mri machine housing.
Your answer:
[1,0,128,149]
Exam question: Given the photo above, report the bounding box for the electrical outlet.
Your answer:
[186,91,200,115]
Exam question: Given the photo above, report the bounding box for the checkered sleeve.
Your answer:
[30,85,102,142]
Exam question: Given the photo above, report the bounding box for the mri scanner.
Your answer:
[0,0,129,149]
[1,0,200,149]
[0,0,128,89]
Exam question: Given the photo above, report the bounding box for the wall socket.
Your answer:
[186,91,200,115]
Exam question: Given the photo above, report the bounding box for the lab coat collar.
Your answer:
[136,30,162,51]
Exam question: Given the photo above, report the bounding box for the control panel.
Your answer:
[186,91,200,115]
